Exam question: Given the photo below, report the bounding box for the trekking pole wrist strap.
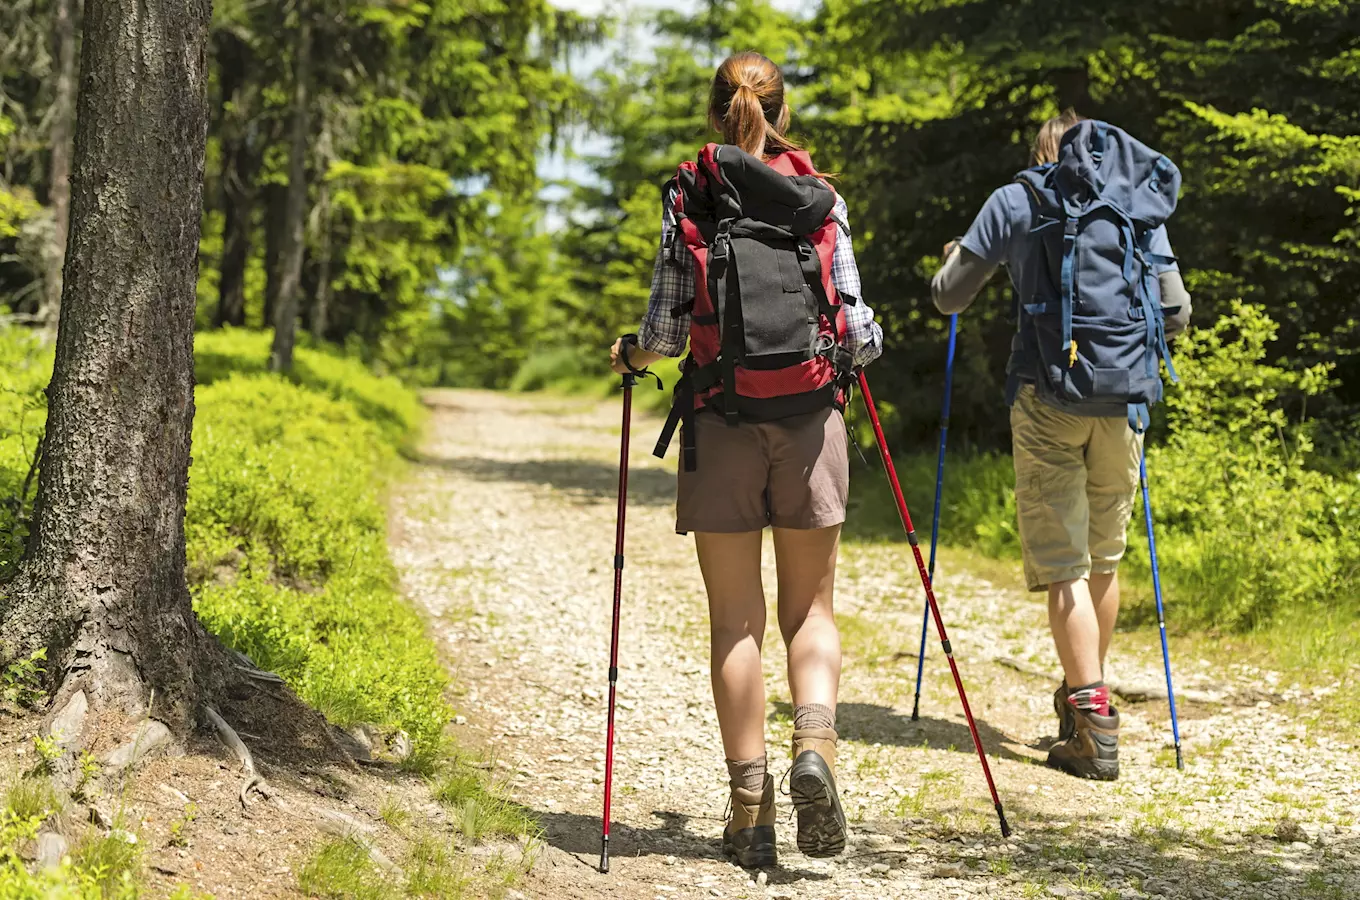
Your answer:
[618,334,662,389]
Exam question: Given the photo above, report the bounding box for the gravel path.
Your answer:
[390,389,1358,900]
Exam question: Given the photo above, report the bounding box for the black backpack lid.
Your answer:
[706,145,835,235]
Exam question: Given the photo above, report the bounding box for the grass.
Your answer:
[3,776,55,822]
[509,346,683,416]
[893,769,962,822]
[0,771,149,898]
[379,795,411,830]
[431,758,540,844]
[69,823,142,896]
[298,838,392,900]
[297,826,536,900]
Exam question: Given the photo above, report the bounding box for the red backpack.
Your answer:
[653,143,853,471]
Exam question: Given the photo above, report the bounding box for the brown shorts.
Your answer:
[675,407,849,534]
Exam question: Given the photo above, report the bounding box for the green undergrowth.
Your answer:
[184,330,448,769]
[841,306,1360,708]
[0,329,53,582]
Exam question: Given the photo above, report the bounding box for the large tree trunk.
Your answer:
[308,182,332,341]
[1053,65,1094,116]
[40,0,79,329]
[0,0,217,732]
[214,34,254,329]
[0,2,348,766]
[270,15,312,372]
[262,183,286,328]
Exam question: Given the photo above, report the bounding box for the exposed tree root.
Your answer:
[204,704,289,811]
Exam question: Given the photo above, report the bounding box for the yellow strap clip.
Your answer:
[1069,340,1078,367]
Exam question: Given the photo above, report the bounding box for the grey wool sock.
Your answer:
[793,703,836,732]
[725,755,767,794]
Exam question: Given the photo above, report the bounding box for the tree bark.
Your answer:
[308,181,332,341]
[262,183,286,328]
[270,14,312,372]
[1053,65,1095,117]
[0,0,220,732]
[40,0,79,330]
[214,34,254,329]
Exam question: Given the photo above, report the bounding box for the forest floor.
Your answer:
[390,389,1359,900]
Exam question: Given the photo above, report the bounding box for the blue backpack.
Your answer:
[1012,120,1181,431]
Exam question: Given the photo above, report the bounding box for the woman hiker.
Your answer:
[608,51,883,867]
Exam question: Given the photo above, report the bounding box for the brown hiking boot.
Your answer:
[788,728,847,857]
[1054,681,1076,742]
[1046,705,1120,781]
[723,774,776,869]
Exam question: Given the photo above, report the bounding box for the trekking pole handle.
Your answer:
[617,334,662,390]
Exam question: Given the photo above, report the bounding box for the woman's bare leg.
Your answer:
[773,524,842,709]
[695,530,768,761]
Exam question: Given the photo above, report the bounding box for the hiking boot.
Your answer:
[1054,681,1076,743]
[1046,705,1120,781]
[723,774,776,869]
[788,727,847,857]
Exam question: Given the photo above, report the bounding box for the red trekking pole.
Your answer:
[600,336,659,874]
[856,371,1012,837]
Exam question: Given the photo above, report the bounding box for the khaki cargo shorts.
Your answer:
[1010,385,1143,592]
[675,407,849,534]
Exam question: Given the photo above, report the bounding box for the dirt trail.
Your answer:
[390,389,1359,900]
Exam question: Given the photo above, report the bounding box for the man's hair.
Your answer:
[1032,109,1085,166]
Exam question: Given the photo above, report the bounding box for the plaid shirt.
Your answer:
[637,187,884,365]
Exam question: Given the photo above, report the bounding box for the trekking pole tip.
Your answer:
[996,804,1012,838]
[910,700,920,722]
[599,838,610,874]
[1175,745,1184,771]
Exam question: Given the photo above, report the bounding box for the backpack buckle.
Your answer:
[1063,219,1078,237]
[711,232,731,261]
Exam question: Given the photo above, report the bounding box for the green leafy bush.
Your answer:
[1129,303,1360,629]
[185,339,448,766]
[194,328,424,448]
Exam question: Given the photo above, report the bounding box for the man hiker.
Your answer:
[929,110,1192,780]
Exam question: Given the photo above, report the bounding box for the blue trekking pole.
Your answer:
[911,313,958,721]
[1139,449,1184,771]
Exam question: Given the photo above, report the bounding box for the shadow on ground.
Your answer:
[417,454,676,506]
[771,701,1037,766]
[532,808,831,884]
